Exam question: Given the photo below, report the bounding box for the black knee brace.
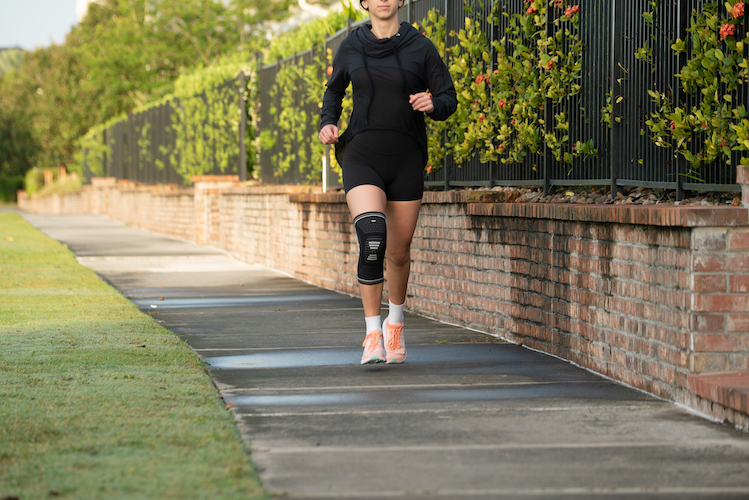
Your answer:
[354,212,387,285]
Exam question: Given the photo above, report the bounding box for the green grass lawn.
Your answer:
[0,213,268,499]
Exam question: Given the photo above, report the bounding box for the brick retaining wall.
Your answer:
[18,179,749,431]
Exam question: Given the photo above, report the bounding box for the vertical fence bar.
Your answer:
[675,0,688,200]
[543,6,552,195]
[239,72,247,181]
[610,0,621,196]
[443,0,450,191]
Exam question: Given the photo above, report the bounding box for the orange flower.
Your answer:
[326,66,333,76]
[498,99,507,108]
[526,6,538,14]
[732,2,745,18]
[720,23,736,38]
[565,5,579,18]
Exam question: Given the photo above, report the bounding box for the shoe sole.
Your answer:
[361,356,386,365]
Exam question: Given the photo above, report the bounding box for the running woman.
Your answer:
[318,0,457,364]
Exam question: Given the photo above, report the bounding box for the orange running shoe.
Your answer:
[361,329,386,364]
[383,318,406,364]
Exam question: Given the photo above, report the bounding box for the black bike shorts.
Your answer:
[342,130,424,202]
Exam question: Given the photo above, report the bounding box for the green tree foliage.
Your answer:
[0,0,291,188]
[0,43,89,171]
[0,48,24,77]
[0,108,37,201]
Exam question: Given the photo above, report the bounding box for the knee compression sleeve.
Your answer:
[354,212,387,285]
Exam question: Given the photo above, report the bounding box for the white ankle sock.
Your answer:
[388,300,405,325]
[365,315,381,334]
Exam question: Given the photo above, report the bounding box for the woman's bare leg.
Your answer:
[383,199,422,305]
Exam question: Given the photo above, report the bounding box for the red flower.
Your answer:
[478,114,485,123]
[498,99,507,109]
[527,6,538,14]
[720,23,736,38]
[565,5,579,17]
[733,2,745,18]
[426,165,434,173]
[546,60,554,71]
[670,121,676,130]
[326,66,333,76]
[554,0,564,6]
[476,74,486,85]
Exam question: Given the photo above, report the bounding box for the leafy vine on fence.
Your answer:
[640,0,749,173]
[267,48,327,181]
[425,0,595,172]
[74,58,254,184]
[262,5,364,182]
[170,60,254,181]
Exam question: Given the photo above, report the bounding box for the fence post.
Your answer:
[609,0,622,197]
[103,127,109,178]
[239,71,247,182]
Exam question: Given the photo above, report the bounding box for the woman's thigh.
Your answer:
[385,199,422,256]
[346,184,387,218]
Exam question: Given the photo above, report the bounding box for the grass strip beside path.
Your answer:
[0,213,267,499]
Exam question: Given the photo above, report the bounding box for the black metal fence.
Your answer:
[258,0,743,194]
[82,74,248,186]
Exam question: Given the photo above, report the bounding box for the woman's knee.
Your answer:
[386,246,411,267]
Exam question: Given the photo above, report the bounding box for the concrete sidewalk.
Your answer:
[22,212,749,499]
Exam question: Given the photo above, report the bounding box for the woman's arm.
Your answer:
[319,45,349,133]
[422,44,457,122]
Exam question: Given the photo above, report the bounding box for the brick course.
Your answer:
[18,181,749,430]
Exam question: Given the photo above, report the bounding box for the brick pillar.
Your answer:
[738,165,749,208]
[90,177,117,215]
[690,227,749,373]
[192,175,239,246]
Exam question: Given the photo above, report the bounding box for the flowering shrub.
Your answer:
[435,0,595,170]
[642,0,749,171]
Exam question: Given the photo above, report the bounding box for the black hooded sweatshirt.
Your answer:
[320,21,457,166]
